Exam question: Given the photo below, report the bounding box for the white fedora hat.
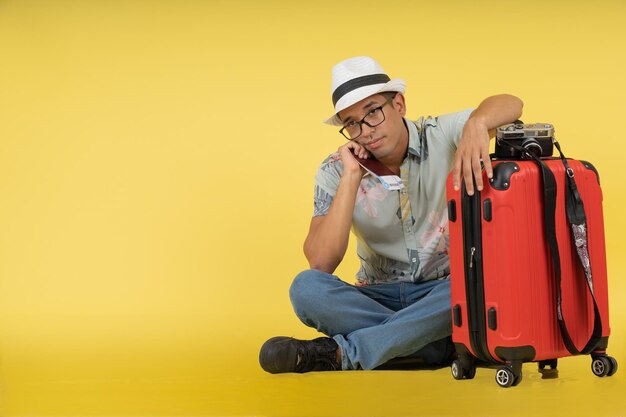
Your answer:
[324,56,406,126]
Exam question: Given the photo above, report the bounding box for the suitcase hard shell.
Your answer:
[446,158,616,387]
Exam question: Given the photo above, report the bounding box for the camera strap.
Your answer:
[550,141,602,354]
[496,140,602,355]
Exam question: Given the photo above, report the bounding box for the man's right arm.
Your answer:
[303,141,368,274]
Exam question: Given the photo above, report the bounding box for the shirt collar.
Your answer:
[406,118,421,158]
[405,116,438,159]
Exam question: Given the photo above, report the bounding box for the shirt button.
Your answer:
[412,258,417,263]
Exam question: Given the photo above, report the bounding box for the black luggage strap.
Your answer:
[496,140,602,355]
[551,141,603,354]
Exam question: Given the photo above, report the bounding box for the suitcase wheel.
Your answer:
[608,356,619,376]
[591,355,618,377]
[451,359,476,380]
[495,366,517,388]
[465,365,477,379]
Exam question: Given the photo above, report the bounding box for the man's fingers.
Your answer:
[338,143,362,173]
[481,140,493,179]
[342,143,357,156]
[463,158,474,195]
[348,142,358,156]
[356,146,367,159]
[482,150,493,180]
[454,128,493,195]
[452,154,462,191]
[346,142,368,159]
[473,156,483,191]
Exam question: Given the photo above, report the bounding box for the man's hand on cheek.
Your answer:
[339,141,369,178]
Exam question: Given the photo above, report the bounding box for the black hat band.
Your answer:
[332,73,391,107]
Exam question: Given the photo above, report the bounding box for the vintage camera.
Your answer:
[495,122,554,159]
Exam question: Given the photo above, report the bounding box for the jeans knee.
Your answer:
[290,270,318,307]
[289,269,331,313]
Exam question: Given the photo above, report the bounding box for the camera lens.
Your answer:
[521,138,542,159]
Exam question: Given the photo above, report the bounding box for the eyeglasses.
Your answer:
[339,95,395,140]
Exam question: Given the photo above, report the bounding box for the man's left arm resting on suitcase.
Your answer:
[452,94,524,196]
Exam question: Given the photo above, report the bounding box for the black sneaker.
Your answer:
[259,336,340,373]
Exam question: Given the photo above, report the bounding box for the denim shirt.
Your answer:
[313,109,473,285]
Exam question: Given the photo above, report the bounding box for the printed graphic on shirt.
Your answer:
[313,185,333,217]
[421,210,448,254]
[312,153,342,217]
[419,210,451,279]
[356,182,388,218]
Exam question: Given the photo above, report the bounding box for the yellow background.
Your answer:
[0,1,624,416]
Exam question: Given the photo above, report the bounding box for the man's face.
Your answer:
[338,93,407,160]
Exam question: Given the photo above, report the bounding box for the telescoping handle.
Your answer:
[496,139,602,355]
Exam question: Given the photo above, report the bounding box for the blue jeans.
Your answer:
[289,269,453,370]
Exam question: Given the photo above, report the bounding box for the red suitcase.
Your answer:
[446,153,617,387]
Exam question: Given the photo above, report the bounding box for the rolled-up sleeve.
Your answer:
[312,154,342,217]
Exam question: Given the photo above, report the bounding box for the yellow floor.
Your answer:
[1,335,624,417]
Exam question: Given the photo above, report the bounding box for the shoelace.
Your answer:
[295,340,339,372]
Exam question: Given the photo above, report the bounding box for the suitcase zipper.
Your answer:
[461,185,496,364]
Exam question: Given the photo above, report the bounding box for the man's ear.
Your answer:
[393,93,407,116]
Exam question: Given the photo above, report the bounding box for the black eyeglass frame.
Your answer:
[338,95,395,141]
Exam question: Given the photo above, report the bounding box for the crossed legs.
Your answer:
[289,269,453,370]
